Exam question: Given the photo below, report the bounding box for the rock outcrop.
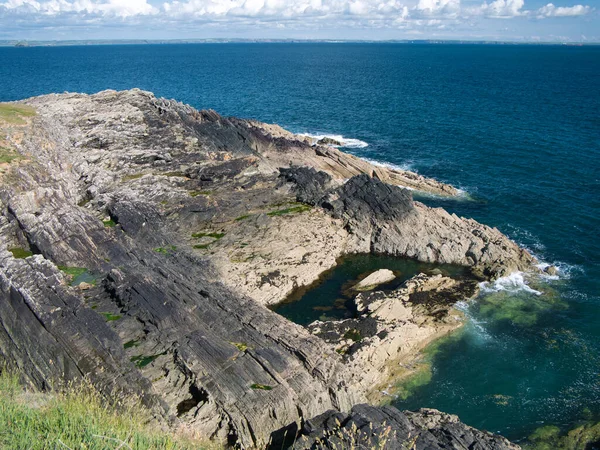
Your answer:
[0,89,534,448]
[308,273,479,396]
[294,404,520,450]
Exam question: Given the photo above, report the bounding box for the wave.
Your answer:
[360,156,415,173]
[298,132,369,149]
[454,301,492,342]
[479,272,543,296]
[535,261,584,281]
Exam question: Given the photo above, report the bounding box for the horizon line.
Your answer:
[1,38,599,47]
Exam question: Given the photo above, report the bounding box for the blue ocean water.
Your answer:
[1,43,599,442]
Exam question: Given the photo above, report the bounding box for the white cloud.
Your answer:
[466,0,524,18]
[0,0,594,36]
[0,0,157,17]
[536,2,591,17]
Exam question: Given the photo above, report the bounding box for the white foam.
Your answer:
[454,301,492,342]
[479,272,543,296]
[360,156,415,173]
[298,133,369,149]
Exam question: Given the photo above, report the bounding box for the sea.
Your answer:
[1,43,598,444]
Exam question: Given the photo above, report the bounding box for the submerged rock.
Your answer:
[353,269,396,291]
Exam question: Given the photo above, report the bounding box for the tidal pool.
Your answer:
[271,253,470,326]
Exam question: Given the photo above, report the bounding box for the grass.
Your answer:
[130,352,167,368]
[100,312,122,322]
[8,247,33,259]
[124,339,140,349]
[58,266,97,287]
[343,329,362,342]
[193,244,210,250]
[0,103,36,125]
[154,246,177,254]
[189,191,211,198]
[0,370,215,450]
[235,214,251,221]
[250,383,273,391]
[230,342,249,352]
[0,146,21,164]
[58,266,87,278]
[267,204,312,217]
[103,219,117,228]
[191,232,225,240]
[122,173,145,182]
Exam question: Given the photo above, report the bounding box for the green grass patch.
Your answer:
[8,247,33,259]
[58,266,88,280]
[122,173,145,182]
[192,232,225,240]
[0,147,20,164]
[100,312,122,322]
[0,103,36,125]
[189,190,211,197]
[231,342,249,352]
[235,214,251,221]
[0,370,213,450]
[193,244,210,250]
[154,246,177,254]
[58,266,97,287]
[250,383,273,391]
[267,204,312,217]
[130,352,167,368]
[102,219,116,228]
[343,329,362,342]
[123,339,140,349]
[162,171,186,177]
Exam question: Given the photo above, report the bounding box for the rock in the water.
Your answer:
[317,137,343,146]
[544,265,559,276]
[292,404,520,450]
[353,269,396,291]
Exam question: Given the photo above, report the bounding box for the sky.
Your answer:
[0,0,597,42]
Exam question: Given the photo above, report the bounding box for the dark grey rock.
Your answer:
[292,404,520,450]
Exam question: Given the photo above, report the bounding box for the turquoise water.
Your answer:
[1,43,598,442]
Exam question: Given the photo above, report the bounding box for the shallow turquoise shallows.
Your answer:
[1,43,598,443]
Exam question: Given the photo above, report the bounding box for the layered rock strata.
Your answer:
[294,404,520,450]
[0,89,535,448]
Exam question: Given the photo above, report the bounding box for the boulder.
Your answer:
[353,269,396,291]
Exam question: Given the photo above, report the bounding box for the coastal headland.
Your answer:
[0,89,541,448]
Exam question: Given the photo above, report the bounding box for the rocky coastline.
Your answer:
[0,89,538,448]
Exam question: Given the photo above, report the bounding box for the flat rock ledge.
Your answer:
[0,90,534,448]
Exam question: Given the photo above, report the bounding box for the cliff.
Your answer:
[0,90,533,448]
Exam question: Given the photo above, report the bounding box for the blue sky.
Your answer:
[0,0,597,42]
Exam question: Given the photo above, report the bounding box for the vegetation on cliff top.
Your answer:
[0,370,217,450]
[0,103,36,125]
